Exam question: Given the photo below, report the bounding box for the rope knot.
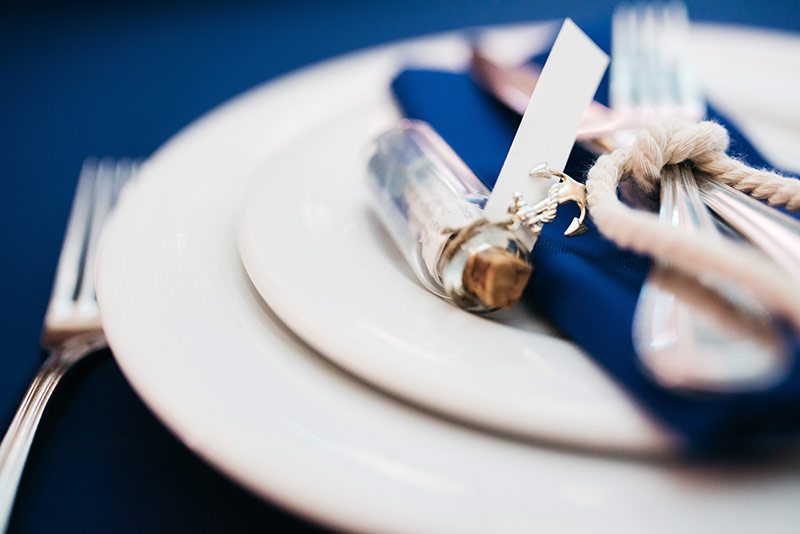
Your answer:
[626,119,730,194]
[585,117,800,330]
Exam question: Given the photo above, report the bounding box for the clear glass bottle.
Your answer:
[367,120,532,312]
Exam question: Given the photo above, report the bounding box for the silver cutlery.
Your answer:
[470,50,632,147]
[631,164,786,392]
[0,158,135,532]
[699,178,800,284]
[613,3,789,393]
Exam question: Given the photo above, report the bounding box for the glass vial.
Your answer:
[367,120,531,312]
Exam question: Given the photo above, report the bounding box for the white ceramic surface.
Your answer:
[236,38,666,451]
[97,23,800,533]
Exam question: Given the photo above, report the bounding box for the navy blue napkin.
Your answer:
[391,23,800,452]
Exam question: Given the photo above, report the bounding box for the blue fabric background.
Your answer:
[1,1,799,532]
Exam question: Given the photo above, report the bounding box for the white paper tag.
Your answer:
[483,19,609,234]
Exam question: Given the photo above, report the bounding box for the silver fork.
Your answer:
[616,3,790,393]
[0,158,135,532]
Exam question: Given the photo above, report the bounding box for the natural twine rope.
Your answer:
[585,119,800,328]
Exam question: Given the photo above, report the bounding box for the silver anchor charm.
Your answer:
[507,163,589,238]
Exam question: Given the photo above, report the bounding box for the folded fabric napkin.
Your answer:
[391,22,800,452]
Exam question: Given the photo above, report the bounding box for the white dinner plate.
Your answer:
[97,22,800,533]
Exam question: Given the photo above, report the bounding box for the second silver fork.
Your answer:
[614,3,790,393]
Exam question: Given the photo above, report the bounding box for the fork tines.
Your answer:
[42,158,137,344]
[611,2,705,123]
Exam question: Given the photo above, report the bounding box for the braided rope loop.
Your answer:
[585,119,800,327]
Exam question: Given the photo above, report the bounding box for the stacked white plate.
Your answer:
[96,21,800,533]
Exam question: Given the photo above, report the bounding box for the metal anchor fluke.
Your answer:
[507,164,589,238]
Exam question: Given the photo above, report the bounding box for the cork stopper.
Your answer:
[462,247,532,308]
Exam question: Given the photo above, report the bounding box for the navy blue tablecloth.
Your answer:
[1,1,798,532]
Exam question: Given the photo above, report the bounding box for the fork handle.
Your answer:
[0,334,106,533]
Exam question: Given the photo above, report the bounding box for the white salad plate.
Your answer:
[237,20,800,452]
[237,27,655,451]
[97,22,800,533]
